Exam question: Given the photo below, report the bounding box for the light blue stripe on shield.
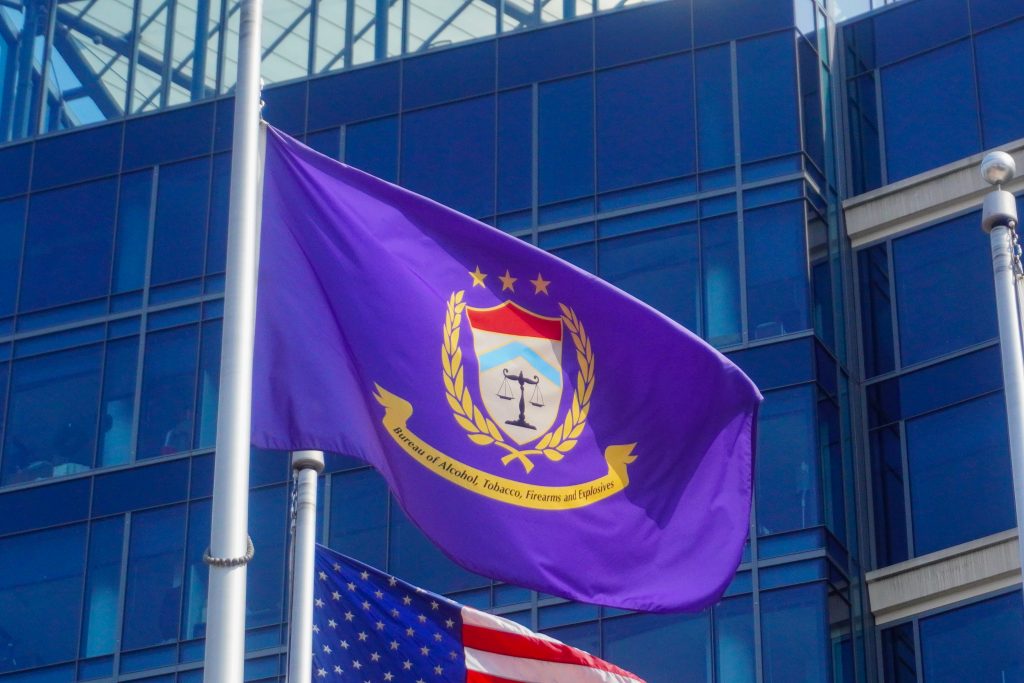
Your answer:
[478,343,562,386]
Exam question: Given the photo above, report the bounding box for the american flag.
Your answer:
[310,544,646,682]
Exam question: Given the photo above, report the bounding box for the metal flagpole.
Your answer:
[201,0,264,675]
[980,151,1024,597]
[286,451,325,683]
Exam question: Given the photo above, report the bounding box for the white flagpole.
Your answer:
[287,451,325,683]
[201,0,264,675]
[979,151,1024,598]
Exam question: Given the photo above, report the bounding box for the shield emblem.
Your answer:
[465,302,563,445]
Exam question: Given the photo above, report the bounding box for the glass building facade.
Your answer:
[0,0,1022,681]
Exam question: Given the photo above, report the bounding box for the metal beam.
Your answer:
[51,27,123,117]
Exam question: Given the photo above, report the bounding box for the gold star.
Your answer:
[469,266,487,288]
[530,273,550,295]
[498,269,517,292]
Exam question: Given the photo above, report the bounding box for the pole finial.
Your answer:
[982,151,1016,188]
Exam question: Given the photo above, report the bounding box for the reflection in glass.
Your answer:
[761,584,827,682]
[695,44,734,172]
[538,75,594,205]
[0,198,24,318]
[907,392,1013,555]
[599,224,699,331]
[755,386,820,536]
[880,621,916,683]
[2,344,103,485]
[137,325,199,459]
[603,611,710,683]
[0,525,87,673]
[920,592,1024,681]
[701,214,741,347]
[328,467,388,568]
[21,179,117,313]
[195,320,222,449]
[745,202,809,340]
[0,0,48,141]
[893,212,996,367]
[246,486,287,628]
[153,158,211,286]
[715,596,755,683]
[98,336,140,466]
[113,171,153,295]
[388,497,487,595]
[123,505,187,650]
[182,499,211,640]
[81,517,125,658]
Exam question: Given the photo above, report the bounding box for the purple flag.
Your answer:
[252,125,762,612]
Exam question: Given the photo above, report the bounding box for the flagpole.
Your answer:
[286,451,325,683]
[979,151,1024,600]
[201,0,264,675]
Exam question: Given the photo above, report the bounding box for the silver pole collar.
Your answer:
[291,449,325,473]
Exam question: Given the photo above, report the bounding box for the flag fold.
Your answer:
[253,124,762,612]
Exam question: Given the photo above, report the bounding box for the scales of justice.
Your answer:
[497,369,545,430]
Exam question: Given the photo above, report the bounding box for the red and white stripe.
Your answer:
[462,607,646,683]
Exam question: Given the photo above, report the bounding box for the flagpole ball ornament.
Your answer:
[982,150,1015,186]
[981,151,1019,233]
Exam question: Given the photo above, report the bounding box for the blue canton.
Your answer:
[311,546,467,682]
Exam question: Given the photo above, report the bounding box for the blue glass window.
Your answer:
[715,596,755,682]
[345,117,398,183]
[598,224,699,330]
[857,244,895,377]
[975,18,1024,148]
[388,500,486,595]
[401,97,495,219]
[0,478,88,537]
[873,0,969,66]
[880,622,916,683]
[798,38,824,171]
[970,0,1024,31]
[402,41,495,110]
[21,178,116,312]
[745,202,809,339]
[695,45,734,172]
[98,336,139,467]
[596,55,695,193]
[737,33,799,163]
[702,214,741,347]
[920,592,1024,681]
[551,244,595,274]
[122,505,187,651]
[846,72,882,194]
[538,76,594,205]
[182,499,211,640]
[122,104,214,170]
[247,486,287,628]
[603,612,710,683]
[497,89,532,214]
[205,154,231,277]
[80,518,125,658]
[152,158,211,286]
[0,198,24,318]
[893,212,996,366]
[194,320,221,450]
[0,525,87,673]
[761,584,828,682]
[32,123,121,191]
[137,325,199,459]
[111,171,153,295]
[0,143,31,197]
[307,63,400,130]
[881,40,980,182]
[497,21,592,89]
[870,424,907,566]
[693,0,793,47]
[2,344,103,485]
[756,386,819,536]
[595,0,690,68]
[907,392,1013,555]
[328,468,388,568]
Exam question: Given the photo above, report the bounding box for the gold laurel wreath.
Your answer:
[442,291,594,473]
